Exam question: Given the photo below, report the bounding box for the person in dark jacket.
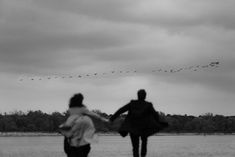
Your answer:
[110,89,168,157]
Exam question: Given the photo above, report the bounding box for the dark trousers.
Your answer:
[64,137,91,157]
[66,144,91,157]
[130,133,148,157]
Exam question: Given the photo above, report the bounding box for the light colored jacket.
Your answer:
[60,107,98,147]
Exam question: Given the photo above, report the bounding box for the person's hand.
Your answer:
[100,117,109,123]
[108,119,113,123]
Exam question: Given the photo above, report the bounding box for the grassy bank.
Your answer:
[1,132,235,137]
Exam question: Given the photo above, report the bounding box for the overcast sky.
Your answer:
[1,0,235,116]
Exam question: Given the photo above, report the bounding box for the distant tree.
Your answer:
[0,110,234,133]
[0,116,18,131]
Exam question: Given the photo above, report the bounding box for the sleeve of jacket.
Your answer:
[149,103,160,121]
[83,107,104,121]
[110,103,130,122]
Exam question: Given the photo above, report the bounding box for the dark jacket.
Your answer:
[110,100,168,137]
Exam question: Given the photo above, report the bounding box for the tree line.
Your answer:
[0,110,235,133]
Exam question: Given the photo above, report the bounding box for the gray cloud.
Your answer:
[0,1,139,74]
[34,0,235,30]
[1,0,235,115]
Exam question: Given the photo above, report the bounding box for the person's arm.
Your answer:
[149,103,160,121]
[62,115,76,126]
[83,108,109,122]
[110,104,129,122]
[63,120,83,138]
[59,116,80,137]
[149,103,169,128]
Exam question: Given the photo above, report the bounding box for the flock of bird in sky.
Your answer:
[18,61,220,82]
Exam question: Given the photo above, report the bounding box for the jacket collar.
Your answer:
[69,106,86,115]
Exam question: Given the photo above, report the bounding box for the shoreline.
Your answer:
[0,132,235,137]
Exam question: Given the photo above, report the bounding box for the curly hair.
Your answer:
[69,93,85,108]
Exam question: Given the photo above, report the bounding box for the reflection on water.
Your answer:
[0,135,235,157]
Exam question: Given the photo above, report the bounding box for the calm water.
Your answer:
[0,135,235,157]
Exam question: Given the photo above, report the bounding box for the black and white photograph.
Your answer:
[0,0,235,157]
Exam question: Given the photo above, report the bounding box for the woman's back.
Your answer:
[69,115,96,147]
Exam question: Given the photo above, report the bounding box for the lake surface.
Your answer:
[0,135,235,157]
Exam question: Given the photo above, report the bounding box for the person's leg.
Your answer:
[64,137,75,157]
[140,136,148,157]
[64,137,70,156]
[66,147,77,157]
[130,133,140,157]
[79,144,91,157]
